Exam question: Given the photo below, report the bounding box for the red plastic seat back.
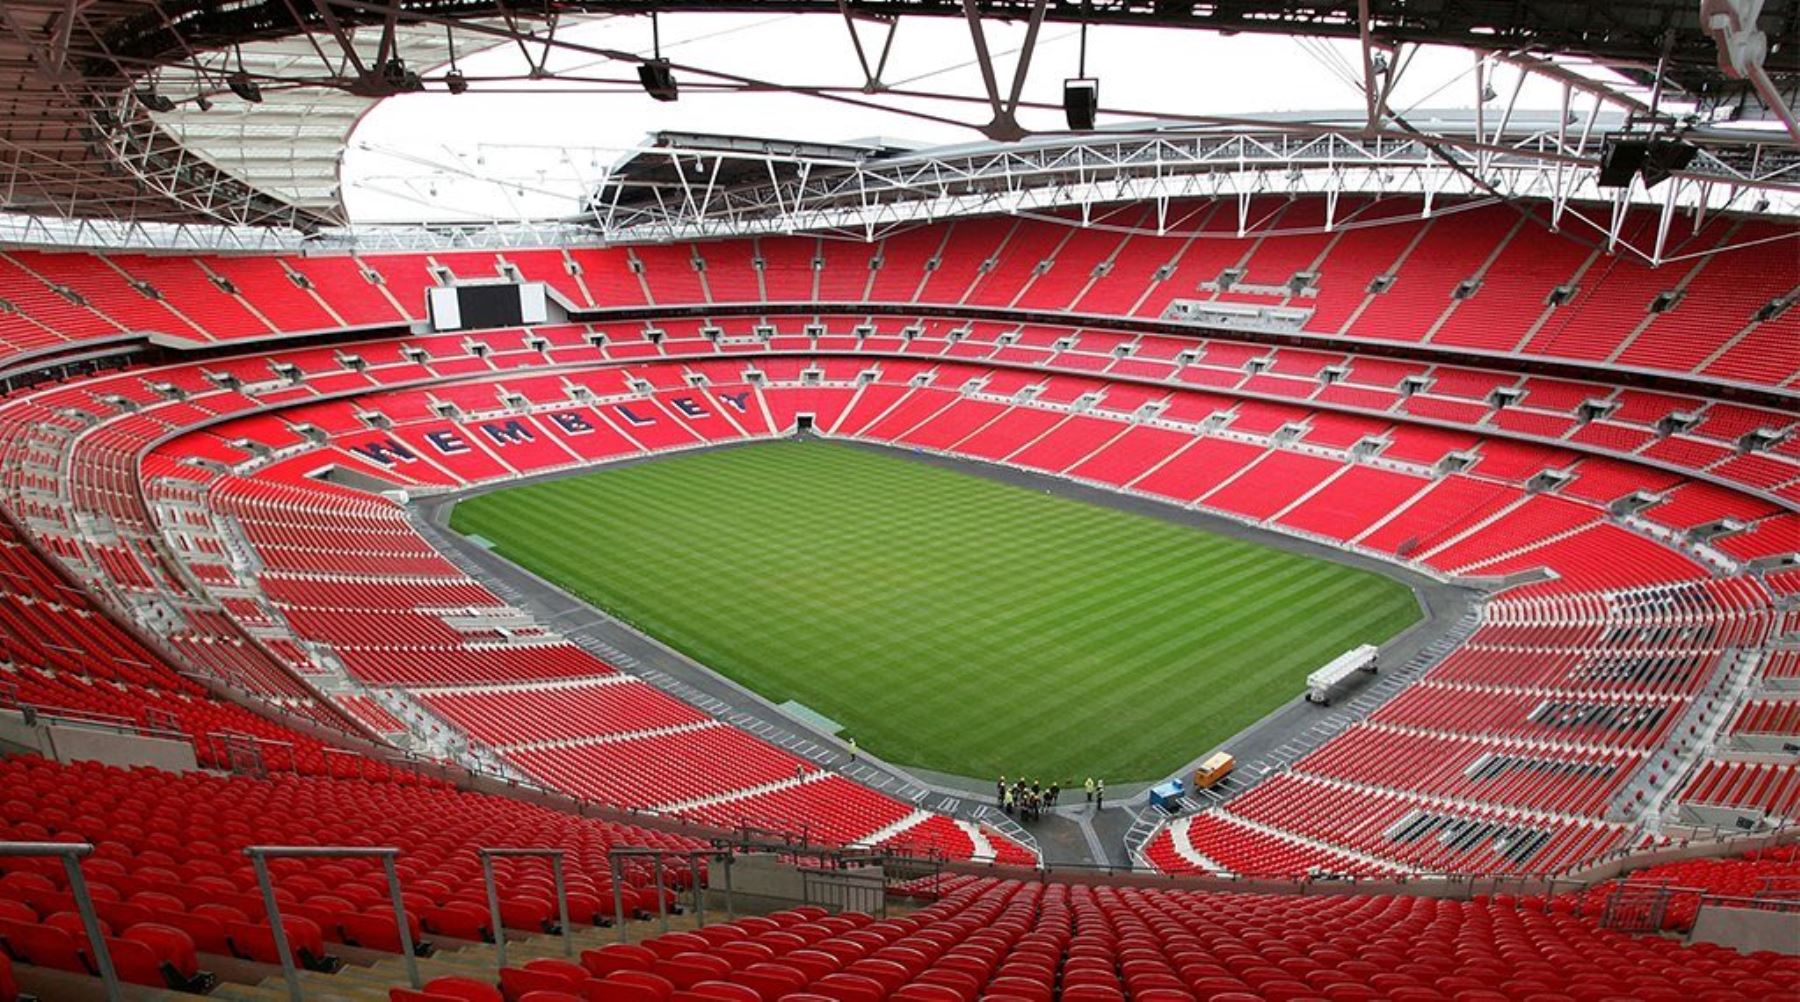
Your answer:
[892,983,962,1002]
[421,976,505,1002]
[503,966,579,1002]
[1061,985,1126,1002]
[606,969,677,1002]
[682,981,760,1002]
[0,951,18,1002]
[94,899,151,932]
[582,943,658,977]
[423,903,491,943]
[656,953,732,989]
[155,909,231,955]
[812,972,885,1002]
[44,910,100,938]
[715,941,775,969]
[344,910,421,953]
[644,932,708,960]
[527,958,592,984]
[499,897,554,933]
[123,922,198,978]
[1,918,85,973]
[192,902,248,925]
[227,915,325,965]
[730,963,808,1002]
[96,935,168,988]
[586,978,668,1002]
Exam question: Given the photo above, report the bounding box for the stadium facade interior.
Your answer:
[0,1,1798,999]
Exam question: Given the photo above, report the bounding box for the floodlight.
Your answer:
[136,89,175,113]
[1064,78,1099,131]
[1639,139,1698,189]
[639,59,678,102]
[227,71,262,103]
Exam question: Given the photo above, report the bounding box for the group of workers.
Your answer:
[997,775,1104,820]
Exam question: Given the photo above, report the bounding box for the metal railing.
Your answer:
[608,847,729,942]
[800,867,888,918]
[244,845,419,1002]
[706,830,946,913]
[1597,882,1672,933]
[479,847,572,969]
[1701,890,1800,914]
[140,706,182,734]
[0,698,188,744]
[0,842,119,1002]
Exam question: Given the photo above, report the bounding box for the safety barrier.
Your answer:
[479,847,573,969]
[244,844,419,1002]
[0,842,118,1002]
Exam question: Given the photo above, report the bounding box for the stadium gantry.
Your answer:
[0,0,1797,999]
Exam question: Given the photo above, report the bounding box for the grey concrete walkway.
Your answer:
[411,435,1480,867]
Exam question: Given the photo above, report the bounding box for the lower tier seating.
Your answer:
[0,753,701,989]
[411,872,1799,1002]
[1566,843,1800,932]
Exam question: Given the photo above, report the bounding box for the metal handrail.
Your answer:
[0,842,118,1002]
[1700,891,1800,913]
[479,847,572,969]
[244,845,419,1002]
[800,866,889,919]
[0,700,188,743]
[608,847,728,942]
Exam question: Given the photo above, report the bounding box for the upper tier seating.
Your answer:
[0,200,1793,388]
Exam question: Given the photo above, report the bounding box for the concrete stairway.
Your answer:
[206,912,704,1002]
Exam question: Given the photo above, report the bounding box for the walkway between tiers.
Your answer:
[410,437,1481,870]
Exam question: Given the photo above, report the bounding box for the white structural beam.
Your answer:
[579,126,1800,252]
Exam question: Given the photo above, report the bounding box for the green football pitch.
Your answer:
[449,440,1422,782]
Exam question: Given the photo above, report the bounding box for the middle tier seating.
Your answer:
[0,309,1789,879]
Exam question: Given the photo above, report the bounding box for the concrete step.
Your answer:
[213,912,707,1000]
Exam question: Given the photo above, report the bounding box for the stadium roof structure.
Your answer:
[579,110,1797,257]
[0,0,1797,244]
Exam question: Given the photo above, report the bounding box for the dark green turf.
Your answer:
[449,440,1422,782]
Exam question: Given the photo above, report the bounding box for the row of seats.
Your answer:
[397,873,1797,1002]
[0,753,703,993]
[96,352,1782,876]
[1161,572,1781,875]
[0,359,1030,862]
[3,200,1794,386]
[0,309,1785,878]
[1565,843,1800,932]
[8,311,1793,504]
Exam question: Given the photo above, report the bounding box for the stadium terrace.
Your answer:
[0,1,1796,999]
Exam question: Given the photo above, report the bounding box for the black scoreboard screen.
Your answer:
[427,283,549,330]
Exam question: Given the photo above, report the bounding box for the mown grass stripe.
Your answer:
[452,440,1421,781]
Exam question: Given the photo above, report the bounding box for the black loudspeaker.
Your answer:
[1597,138,1649,188]
[1064,78,1099,131]
[1640,139,1698,189]
[638,59,678,102]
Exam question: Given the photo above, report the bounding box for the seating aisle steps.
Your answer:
[207,914,702,1001]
